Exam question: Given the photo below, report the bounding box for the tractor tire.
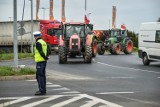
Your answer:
[97,43,105,55]
[92,39,97,57]
[142,53,150,65]
[84,45,92,63]
[124,40,133,54]
[112,43,121,55]
[59,46,67,64]
[109,49,114,54]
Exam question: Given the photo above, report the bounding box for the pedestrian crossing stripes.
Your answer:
[0,94,123,107]
[0,80,123,107]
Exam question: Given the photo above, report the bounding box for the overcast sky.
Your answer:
[0,0,159,33]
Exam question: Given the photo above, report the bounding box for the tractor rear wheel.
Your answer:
[84,45,92,63]
[92,39,97,57]
[124,40,133,54]
[112,43,121,55]
[59,46,67,64]
[97,43,105,55]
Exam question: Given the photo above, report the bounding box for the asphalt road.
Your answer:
[0,53,160,107]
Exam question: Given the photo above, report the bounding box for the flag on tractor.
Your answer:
[121,24,127,30]
[84,13,91,24]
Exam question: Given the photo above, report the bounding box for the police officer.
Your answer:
[33,31,50,95]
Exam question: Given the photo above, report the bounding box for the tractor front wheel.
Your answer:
[124,40,133,54]
[84,45,92,63]
[59,46,67,64]
[112,43,121,55]
[97,43,105,55]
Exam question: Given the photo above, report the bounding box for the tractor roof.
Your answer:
[64,22,87,25]
[111,28,121,30]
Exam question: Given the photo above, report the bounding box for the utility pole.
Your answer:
[13,0,18,67]
[85,0,87,11]
[30,0,34,53]
[40,7,49,19]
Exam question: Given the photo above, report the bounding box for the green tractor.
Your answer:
[97,28,133,55]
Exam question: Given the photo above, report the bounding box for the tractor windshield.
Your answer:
[65,25,85,38]
[85,25,92,35]
[48,29,62,37]
[110,30,121,37]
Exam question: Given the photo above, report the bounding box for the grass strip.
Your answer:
[0,66,35,76]
[0,53,34,60]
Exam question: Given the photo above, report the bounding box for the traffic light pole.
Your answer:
[13,0,18,67]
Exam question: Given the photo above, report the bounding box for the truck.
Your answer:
[0,20,39,53]
[138,22,160,65]
[39,20,63,53]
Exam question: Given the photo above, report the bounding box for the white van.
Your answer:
[138,22,160,65]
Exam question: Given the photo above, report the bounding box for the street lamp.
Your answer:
[40,7,49,19]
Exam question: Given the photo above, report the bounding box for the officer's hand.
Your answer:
[45,57,49,60]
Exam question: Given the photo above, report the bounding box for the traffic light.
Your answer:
[17,21,26,35]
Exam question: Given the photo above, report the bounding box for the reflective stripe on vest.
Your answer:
[34,39,47,62]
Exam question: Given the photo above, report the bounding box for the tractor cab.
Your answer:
[65,24,85,38]
[110,29,121,37]
[109,28,127,42]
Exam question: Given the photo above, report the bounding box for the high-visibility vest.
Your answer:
[34,39,47,62]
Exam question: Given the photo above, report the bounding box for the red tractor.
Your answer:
[58,22,97,64]
[40,20,63,53]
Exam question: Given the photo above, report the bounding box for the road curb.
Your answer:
[0,75,36,81]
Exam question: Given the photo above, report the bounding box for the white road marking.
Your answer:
[105,77,136,79]
[83,94,123,107]
[96,92,135,95]
[46,82,53,85]
[0,94,123,107]
[50,95,84,107]
[21,95,63,107]
[47,85,62,88]
[99,105,108,107]
[94,59,160,74]
[80,100,99,107]
[26,79,36,81]
[49,87,70,91]
[0,97,19,100]
[60,91,80,94]
[158,77,160,78]
[0,97,32,106]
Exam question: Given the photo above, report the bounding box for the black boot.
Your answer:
[35,91,46,95]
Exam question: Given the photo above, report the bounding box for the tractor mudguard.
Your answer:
[59,35,64,46]
[123,38,129,44]
[69,35,80,50]
[86,34,92,46]
[89,34,94,43]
